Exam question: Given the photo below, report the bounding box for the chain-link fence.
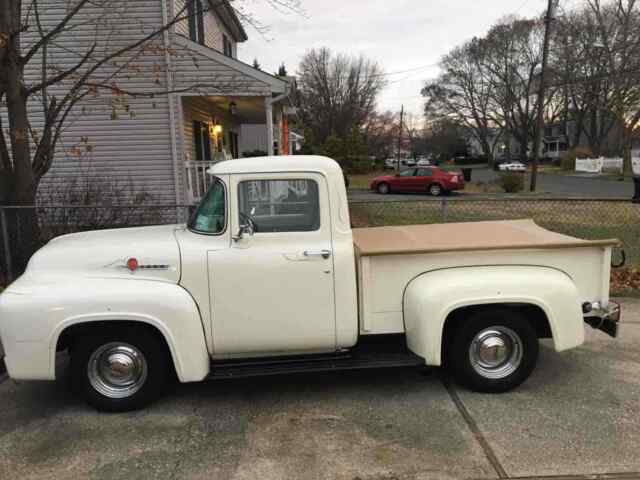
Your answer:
[350,198,639,266]
[0,198,638,284]
[0,205,193,283]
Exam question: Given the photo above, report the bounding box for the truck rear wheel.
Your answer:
[447,309,538,393]
[70,326,169,412]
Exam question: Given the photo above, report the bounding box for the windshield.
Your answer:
[188,177,226,234]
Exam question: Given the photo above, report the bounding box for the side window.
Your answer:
[189,178,226,234]
[238,179,320,233]
[398,169,415,177]
[417,168,433,177]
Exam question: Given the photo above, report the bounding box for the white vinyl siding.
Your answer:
[171,37,272,95]
[174,0,237,56]
[11,0,177,204]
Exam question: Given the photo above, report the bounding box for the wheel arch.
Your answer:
[402,265,584,366]
[51,311,209,383]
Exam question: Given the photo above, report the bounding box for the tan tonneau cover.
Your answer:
[353,219,619,257]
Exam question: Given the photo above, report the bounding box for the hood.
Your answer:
[24,224,184,284]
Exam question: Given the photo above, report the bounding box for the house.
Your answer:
[20,0,296,205]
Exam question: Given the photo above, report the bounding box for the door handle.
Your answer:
[304,249,332,259]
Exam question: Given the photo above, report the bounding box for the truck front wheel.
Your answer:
[70,327,169,412]
[447,309,539,393]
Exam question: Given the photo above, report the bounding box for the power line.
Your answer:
[295,62,439,83]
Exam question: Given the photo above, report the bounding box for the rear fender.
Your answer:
[403,265,584,365]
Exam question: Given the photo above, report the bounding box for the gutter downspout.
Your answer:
[265,91,289,156]
[161,0,183,216]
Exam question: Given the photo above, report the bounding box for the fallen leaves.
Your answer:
[611,267,640,296]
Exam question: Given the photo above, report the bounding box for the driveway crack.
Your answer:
[441,374,509,479]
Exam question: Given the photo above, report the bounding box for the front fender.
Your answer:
[0,278,209,382]
[403,266,584,365]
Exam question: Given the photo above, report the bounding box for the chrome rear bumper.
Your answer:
[584,301,621,338]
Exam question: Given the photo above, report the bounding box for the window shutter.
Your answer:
[193,120,203,160]
[187,0,196,42]
[203,128,212,161]
[196,0,205,45]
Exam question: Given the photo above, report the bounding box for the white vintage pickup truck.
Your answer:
[0,156,621,411]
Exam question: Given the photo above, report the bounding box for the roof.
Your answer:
[353,219,619,257]
[208,155,343,176]
[209,0,248,42]
[173,35,287,93]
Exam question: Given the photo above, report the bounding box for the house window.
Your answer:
[544,126,553,137]
[188,0,205,45]
[193,120,212,161]
[223,34,233,58]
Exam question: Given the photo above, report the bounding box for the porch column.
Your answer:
[265,97,274,156]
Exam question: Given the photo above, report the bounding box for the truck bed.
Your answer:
[353,219,619,336]
[353,219,619,257]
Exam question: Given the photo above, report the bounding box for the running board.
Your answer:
[207,351,425,380]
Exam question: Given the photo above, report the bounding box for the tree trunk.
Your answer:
[3,49,42,275]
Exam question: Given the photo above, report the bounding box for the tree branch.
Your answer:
[21,0,93,66]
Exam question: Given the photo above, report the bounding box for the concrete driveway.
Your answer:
[1,298,639,480]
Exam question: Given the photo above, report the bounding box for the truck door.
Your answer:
[208,172,336,356]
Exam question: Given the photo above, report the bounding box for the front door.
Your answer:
[208,172,336,356]
[391,168,416,192]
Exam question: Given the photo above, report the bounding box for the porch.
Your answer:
[180,94,297,203]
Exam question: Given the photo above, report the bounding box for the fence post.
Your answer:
[441,198,448,222]
[1,208,13,282]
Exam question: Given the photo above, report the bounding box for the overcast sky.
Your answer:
[239,0,551,118]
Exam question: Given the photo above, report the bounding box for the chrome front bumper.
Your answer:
[584,301,621,338]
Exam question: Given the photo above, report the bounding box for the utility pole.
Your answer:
[396,104,404,172]
[530,0,556,192]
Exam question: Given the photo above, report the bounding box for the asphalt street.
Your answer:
[0,298,639,479]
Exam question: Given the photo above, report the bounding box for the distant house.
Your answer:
[19,0,297,205]
[466,118,626,162]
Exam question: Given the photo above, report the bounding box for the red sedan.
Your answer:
[370,167,465,196]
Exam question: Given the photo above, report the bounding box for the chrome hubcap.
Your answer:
[469,327,523,379]
[88,342,148,399]
[431,185,441,194]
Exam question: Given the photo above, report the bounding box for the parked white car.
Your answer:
[498,161,527,172]
[0,156,620,411]
[417,159,432,167]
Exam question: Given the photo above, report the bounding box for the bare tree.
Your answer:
[479,18,550,162]
[584,0,640,174]
[422,39,503,163]
[296,47,386,145]
[0,0,301,270]
[552,3,629,155]
[362,110,398,159]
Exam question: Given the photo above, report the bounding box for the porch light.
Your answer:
[229,101,238,116]
[213,124,223,135]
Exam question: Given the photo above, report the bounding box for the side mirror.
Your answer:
[232,222,254,242]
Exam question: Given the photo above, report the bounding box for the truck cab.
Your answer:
[176,156,359,357]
